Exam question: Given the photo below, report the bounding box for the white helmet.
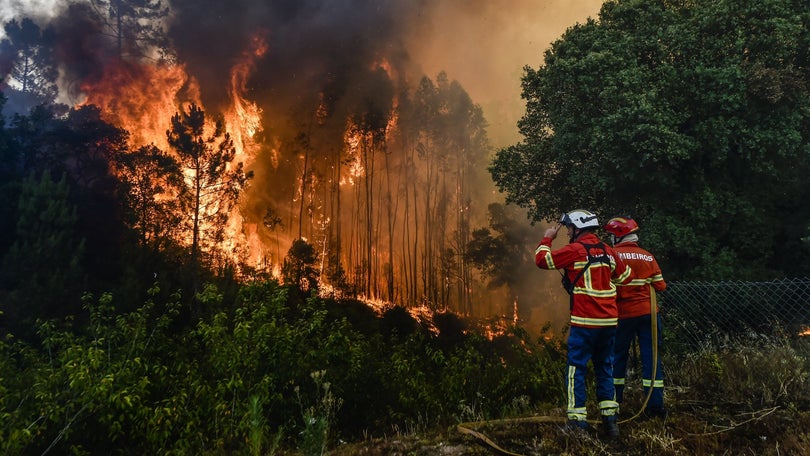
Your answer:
[559,209,599,230]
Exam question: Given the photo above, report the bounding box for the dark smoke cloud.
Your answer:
[168,0,426,115]
[5,0,604,144]
[51,3,109,101]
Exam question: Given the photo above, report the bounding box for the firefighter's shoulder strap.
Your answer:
[562,242,611,308]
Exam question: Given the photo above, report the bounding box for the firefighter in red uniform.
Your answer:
[604,216,668,419]
[535,210,633,437]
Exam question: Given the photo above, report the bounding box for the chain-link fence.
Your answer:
[659,278,810,353]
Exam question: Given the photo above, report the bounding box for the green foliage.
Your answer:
[0,333,44,454]
[0,285,184,454]
[247,394,282,456]
[0,170,86,331]
[282,238,320,292]
[491,0,810,280]
[296,370,342,456]
[0,278,577,453]
[115,144,184,249]
[3,275,809,454]
[1,17,59,110]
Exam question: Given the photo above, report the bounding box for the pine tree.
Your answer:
[90,0,170,60]
[0,171,86,336]
[1,18,59,113]
[166,103,252,273]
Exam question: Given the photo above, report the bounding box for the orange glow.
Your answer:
[79,37,269,271]
[800,327,810,337]
[220,32,268,269]
[321,287,440,335]
[224,32,267,163]
[341,125,365,186]
[80,62,197,150]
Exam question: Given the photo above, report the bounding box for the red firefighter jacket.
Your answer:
[613,241,667,319]
[535,232,633,328]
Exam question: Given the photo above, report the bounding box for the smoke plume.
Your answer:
[2,0,603,330]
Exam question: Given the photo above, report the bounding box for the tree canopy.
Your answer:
[1,18,59,113]
[90,0,170,60]
[490,0,810,280]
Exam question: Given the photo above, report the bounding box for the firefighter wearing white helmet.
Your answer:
[534,209,633,438]
[559,209,601,240]
[604,216,668,420]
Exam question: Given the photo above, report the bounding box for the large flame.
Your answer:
[81,61,198,151]
[221,33,268,269]
[224,31,267,163]
[79,35,269,273]
[341,125,366,186]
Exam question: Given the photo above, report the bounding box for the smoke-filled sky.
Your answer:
[167,0,605,148]
[405,0,604,147]
[1,0,604,148]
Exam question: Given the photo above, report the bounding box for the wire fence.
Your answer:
[659,278,810,353]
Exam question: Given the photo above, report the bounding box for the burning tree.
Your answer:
[166,103,252,271]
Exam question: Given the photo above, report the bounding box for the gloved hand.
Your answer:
[544,224,561,240]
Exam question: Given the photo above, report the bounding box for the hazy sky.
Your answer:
[406,0,604,147]
[1,0,604,148]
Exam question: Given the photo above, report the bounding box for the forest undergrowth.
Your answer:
[2,279,809,455]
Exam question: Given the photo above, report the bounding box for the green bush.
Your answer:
[0,279,613,454]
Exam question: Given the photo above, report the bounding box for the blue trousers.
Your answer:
[565,325,619,421]
[613,314,665,410]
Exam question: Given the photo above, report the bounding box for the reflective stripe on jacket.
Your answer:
[535,232,632,328]
[614,241,666,319]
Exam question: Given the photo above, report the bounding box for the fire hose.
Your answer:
[618,286,658,424]
[456,286,660,455]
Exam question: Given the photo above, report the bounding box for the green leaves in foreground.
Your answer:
[1,280,568,454]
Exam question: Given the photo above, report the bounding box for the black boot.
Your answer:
[601,415,619,438]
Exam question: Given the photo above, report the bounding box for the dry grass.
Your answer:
[331,337,810,456]
[331,407,810,455]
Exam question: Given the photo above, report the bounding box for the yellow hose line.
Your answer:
[619,285,658,424]
[456,415,573,456]
[455,422,528,456]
